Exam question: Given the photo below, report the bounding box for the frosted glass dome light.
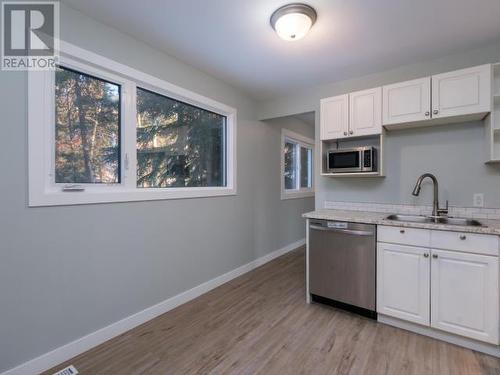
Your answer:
[271,4,317,41]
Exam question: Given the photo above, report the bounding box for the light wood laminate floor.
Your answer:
[45,247,500,375]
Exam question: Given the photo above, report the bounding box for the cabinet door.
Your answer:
[320,94,349,140]
[349,87,382,137]
[432,64,491,119]
[377,243,430,325]
[382,77,431,125]
[431,249,499,344]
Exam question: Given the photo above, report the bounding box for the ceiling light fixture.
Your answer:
[270,3,317,41]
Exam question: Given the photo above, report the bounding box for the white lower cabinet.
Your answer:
[377,243,430,325]
[377,226,499,345]
[431,249,499,344]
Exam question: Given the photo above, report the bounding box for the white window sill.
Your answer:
[29,187,237,207]
[281,191,315,200]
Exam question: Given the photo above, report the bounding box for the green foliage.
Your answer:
[284,141,296,189]
[55,67,120,183]
[136,88,225,188]
[54,67,226,188]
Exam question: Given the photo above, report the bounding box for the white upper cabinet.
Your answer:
[382,77,431,125]
[321,89,382,140]
[432,64,491,119]
[349,87,382,137]
[382,65,492,127]
[430,249,499,344]
[321,63,493,136]
[320,94,349,140]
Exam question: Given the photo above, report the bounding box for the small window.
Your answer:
[136,88,226,188]
[281,129,314,199]
[55,66,121,184]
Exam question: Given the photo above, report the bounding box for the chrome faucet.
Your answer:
[412,173,448,217]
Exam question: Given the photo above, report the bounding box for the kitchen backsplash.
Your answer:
[324,201,500,220]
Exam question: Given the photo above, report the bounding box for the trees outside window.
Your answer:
[136,88,226,188]
[55,67,120,184]
[28,46,236,206]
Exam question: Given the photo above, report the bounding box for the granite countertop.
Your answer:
[303,209,500,235]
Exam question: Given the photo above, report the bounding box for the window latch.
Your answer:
[124,153,130,171]
[62,184,85,192]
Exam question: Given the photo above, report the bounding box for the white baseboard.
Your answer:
[2,239,305,375]
[378,314,500,358]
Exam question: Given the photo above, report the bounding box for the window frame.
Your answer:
[28,41,237,206]
[280,129,315,200]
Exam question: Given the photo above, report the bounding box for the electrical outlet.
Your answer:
[473,193,484,208]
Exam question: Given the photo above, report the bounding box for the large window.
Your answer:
[28,43,236,206]
[136,88,226,188]
[281,129,314,199]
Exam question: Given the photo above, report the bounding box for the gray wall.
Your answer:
[321,122,500,208]
[257,41,500,209]
[253,116,315,256]
[0,4,313,372]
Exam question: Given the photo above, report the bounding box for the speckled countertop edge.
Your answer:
[303,209,500,235]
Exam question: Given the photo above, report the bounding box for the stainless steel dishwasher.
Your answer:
[309,219,376,318]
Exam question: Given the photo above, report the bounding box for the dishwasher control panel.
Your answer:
[327,221,348,229]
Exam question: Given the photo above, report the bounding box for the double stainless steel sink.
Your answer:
[396,173,484,227]
[386,214,484,227]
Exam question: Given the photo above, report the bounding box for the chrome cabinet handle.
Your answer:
[349,130,354,135]
[425,111,430,117]
[460,235,467,240]
[432,254,438,259]
[433,109,439,115]
[423,253,429,258]
[400,229,405,234]
[343,131,348,136]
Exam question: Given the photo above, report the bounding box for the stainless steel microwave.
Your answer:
[327,147,377,173]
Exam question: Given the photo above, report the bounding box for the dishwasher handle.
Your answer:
[309,225,374,236]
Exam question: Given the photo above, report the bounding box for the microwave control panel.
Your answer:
[363,150,372,168]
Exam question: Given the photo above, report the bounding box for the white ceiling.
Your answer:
[62,0,500,100]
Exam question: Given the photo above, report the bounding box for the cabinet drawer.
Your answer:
[430,231,499,256]
[378,226,431,247]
